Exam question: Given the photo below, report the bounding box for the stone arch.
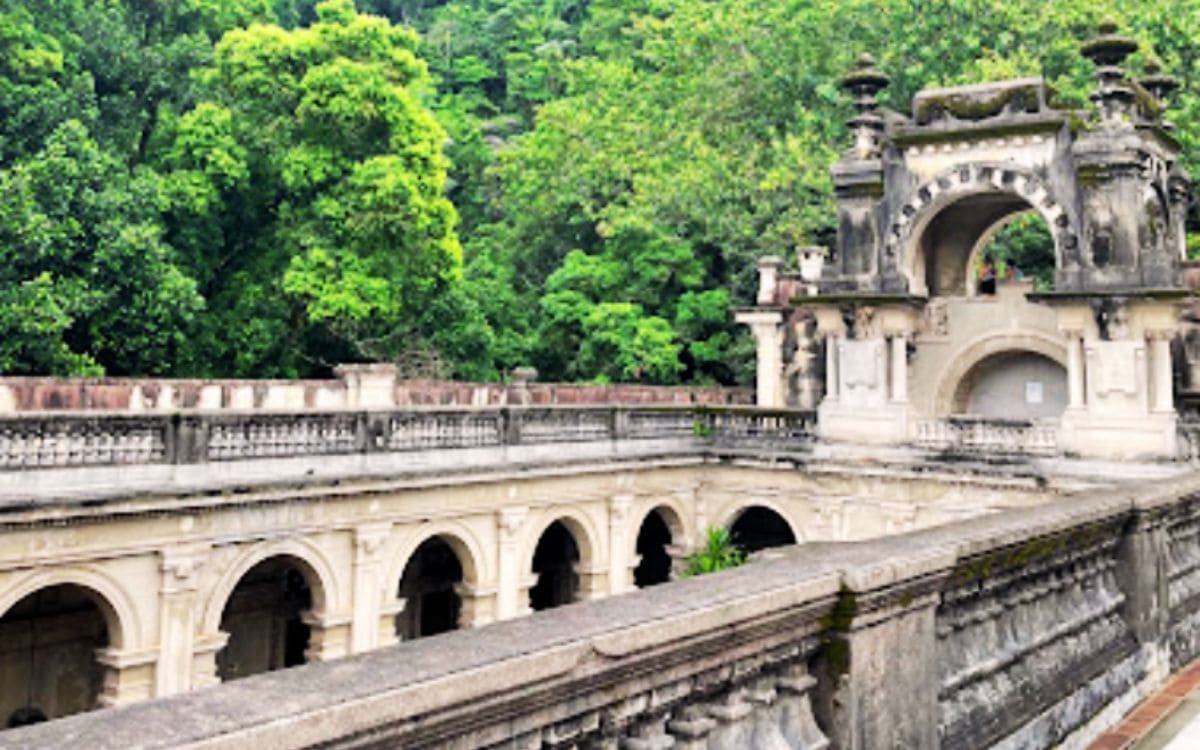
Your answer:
[201,538,339,637]
[631,504,687,588]
[523,509,600,571]
[719,502,801,552]
[525,511,600,611]
[890,163,1077,296]
[933,331,1069,416]
[628,501,689,560]
[0,567,138,651]
[961,209,1044,297]
[386,523,488,596]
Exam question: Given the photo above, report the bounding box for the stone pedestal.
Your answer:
[95,647,158,708]
[813,303,916,446]
[335,363,398,409]
[1053,300,1182,460]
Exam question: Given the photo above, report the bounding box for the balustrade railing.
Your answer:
[913,416,1060,457]
[0,405,819,471]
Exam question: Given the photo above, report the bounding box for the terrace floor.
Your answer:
[1088,658,1200,750]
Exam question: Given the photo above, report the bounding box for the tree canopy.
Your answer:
[1,0,1198,380]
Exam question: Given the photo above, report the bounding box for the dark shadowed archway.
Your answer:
[633,507,679,587]
[530,521,581,611]
[0,584,115,724]
[396,536,465,639]
[728,506,797,554]
[216,556,315,682]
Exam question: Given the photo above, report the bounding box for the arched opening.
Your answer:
[216,556,313,682]
[969,212,1056,294]
[951,350,1068,418]
[633,508,676,588]
[728,506,797,554]
[0,585,112,725]
[919,193,1032,297]
[396,536,464,639]
[529,521,581,611]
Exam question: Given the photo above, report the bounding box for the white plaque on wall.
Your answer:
[1025,381,1043,404]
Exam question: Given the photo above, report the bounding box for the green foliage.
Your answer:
[2,0,1199,380]
[980,213,1057,290]
[681,527,746,577]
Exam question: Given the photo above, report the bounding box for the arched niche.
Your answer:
[214,555,325,682]
[396,534,476,639]
[934,332,1068,417]
[528,518,591,611]
[0,583,122,724]
[632,506,685,588]
[951,351,1068,418]
[726,505,798,554]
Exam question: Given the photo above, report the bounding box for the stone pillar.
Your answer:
[576,563,609,602]
[1065,330,1086,409]
[825,335,840,403]
[95,648,158,708]
[191,633,228,689]
[889,334,908,403]
[735,310,786,408]
[350,523,391,653]
[608,494,634,596]
[757,256,783,305]
[1150,332,1175,413]
[302,611,352,662]
[334,363,398,409]
[816,546,953,750]
[377,597,404,648]
[455,582,497,629]
[155,545,208,697]
[495,506,529,620]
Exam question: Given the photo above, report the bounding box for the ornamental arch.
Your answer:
[894,164,1077,298]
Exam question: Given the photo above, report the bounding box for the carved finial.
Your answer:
[840,53,890,159]
[1081,18,1140,125]
[1139,55,1179,127]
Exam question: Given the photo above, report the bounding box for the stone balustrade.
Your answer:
[913,416,1061,457]
[10,473,1200,749]
[0,406,817,471]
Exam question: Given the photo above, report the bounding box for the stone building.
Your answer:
[739,20,1193,461]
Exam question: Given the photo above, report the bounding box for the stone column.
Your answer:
[350,523,392,653]
[757,255,783,305]
[735,310,786,408]
[1065,330,1086,409]
[608,494,634,596]
[1150,331,1175,413]
[825,335,841,403]
[495,506,529,620]
[889,334,908,403]
[155,545,208,697]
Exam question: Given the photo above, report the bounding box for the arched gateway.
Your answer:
[738,22,1192,460]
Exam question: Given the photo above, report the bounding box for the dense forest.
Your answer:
[1,0,1198,383]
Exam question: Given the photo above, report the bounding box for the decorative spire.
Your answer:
[1080,17,1139,125]
[1139,57,1179,129]
[841,54,890,159]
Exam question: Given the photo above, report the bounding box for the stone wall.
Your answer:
[8,473,1200,749]
[0,370,752,413]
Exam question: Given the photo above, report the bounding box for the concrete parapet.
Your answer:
[11,471,1200,749]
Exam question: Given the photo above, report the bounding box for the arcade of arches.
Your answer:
[0,462,1049,727]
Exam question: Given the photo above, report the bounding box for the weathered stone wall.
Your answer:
[9,474,1200,749]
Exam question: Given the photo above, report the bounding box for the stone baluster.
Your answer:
[621,713,675,749]
[609,494,634,595]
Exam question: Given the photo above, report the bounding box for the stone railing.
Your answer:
[0,406,816,471]
[0,369,752,413]
[913,416,1060,457]
[12,475,1200,750]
